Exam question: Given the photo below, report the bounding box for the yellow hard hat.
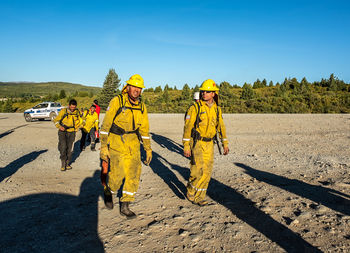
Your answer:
[126,74,145,89]
[199,79,219,92]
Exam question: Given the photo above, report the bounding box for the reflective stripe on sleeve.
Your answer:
[141,136,150,139]
[122,191,136,196]
[100,131,109,135]
[55,122,59,125]
[183,138,190,141]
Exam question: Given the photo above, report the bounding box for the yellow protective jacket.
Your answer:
[100,93,151,151]
[54,108,82,132]
[82,110,99,133]
[183,100,228,151]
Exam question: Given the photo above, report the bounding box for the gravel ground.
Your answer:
[0,113,349,252]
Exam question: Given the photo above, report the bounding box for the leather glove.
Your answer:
[144,150,152,166]
[100,146,110,161]
[183,145,191,157]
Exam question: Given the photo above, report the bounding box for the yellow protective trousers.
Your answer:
[108,134,141,202]
[187,140,214,203]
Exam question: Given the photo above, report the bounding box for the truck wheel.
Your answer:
[50,112,57,121]
[24,114,32,122]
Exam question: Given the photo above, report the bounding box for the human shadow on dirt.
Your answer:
[236,162,350,216]
[70,138,83,165]
[147,150,187,200]
[147,133,187,199]
[0,149,48,183]
[151,134,321,253]
[0,124,28,139]
[0,117,8,120]
[150,132,184,156]
[0,170,104,253]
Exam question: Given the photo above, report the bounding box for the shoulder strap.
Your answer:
[215,106,220,128]
[112,94,124,123]
[59,108,69,124]
[193,101,201,129]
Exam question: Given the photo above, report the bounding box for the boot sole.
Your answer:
[120,212,137,219]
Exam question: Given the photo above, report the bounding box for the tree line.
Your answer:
[97,70,349,113]
[1,70,349,113]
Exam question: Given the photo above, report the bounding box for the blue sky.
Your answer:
[0,0,349,88]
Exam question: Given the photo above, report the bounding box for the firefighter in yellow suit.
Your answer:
[100,74,152,218]
[54,99,83,171]
[183,79,229,206]
[80,104,99,151]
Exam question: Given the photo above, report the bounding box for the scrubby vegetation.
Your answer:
[1,73,349,113]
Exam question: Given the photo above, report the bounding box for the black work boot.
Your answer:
[103,187,113,210]
[120,202,136,219]
[91,142,96,151]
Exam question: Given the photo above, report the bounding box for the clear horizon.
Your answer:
[1,0,349,88]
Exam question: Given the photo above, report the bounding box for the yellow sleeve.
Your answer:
[94,113,99,131]
[100,96,121,149]
[139,104,151,151]
[217,107,229,148]
[75,111,83,130]
[53,109,66,129]
[182,105,197,151]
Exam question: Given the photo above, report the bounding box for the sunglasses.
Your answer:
[201,91,214,94]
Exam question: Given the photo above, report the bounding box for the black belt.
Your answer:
[199,137,213,142]
[61,123,74,129]
[110,123,138,135]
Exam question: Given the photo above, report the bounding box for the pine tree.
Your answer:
[163,89,170,103]
[182,84,191,100]
[59,90,66,99]
[253,79,261,89]
[98,69,121,110]
[154,86,162,93]
[241,83,254,99]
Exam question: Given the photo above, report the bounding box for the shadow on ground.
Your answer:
[145,133,188,199]
[150,133,321,253]
[0,149,48,182]
[0,124,28,139]
[236,162,350,216]
[0,170,104,253]
[71,139,83,165]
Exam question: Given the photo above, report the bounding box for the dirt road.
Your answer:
[0,113,349,252]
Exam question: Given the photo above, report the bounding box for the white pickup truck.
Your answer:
[24,102,63,122]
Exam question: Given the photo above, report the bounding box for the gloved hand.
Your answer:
[183,145,191,158]
[100,146,110,161]
[223,146,229,155]
[144,150,152,166]
[100,160,109,187]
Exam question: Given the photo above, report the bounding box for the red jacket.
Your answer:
[95,104,101,117]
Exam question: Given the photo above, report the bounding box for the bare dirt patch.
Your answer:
[1,113,349,252]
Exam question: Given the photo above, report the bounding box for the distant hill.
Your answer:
[0,81,101,97]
